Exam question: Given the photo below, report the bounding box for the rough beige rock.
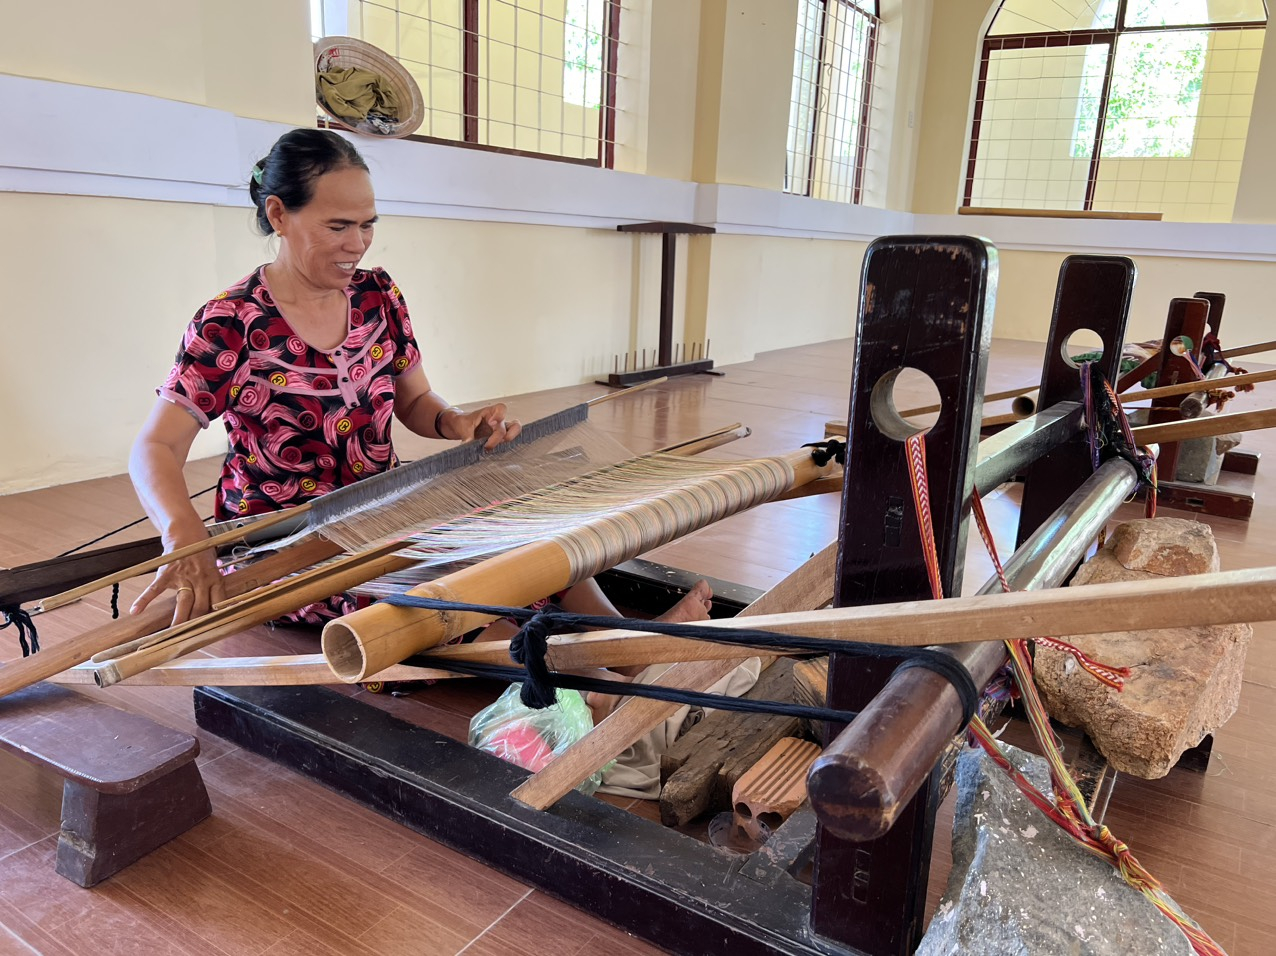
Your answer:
[1034,518,1249,779]
[1105,517,1218,578]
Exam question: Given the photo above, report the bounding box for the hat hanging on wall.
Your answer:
[314,36,425,138]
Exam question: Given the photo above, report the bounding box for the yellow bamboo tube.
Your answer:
[322,450,835,683]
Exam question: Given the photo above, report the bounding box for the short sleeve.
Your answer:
[377,269,422,376]
[157,296,249,428]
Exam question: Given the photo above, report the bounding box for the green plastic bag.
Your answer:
[469,684,607,794]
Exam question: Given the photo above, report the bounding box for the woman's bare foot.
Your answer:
[655,579,714,624]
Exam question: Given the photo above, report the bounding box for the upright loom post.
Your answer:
[1016,256,1135,546]
[809,236,995,956]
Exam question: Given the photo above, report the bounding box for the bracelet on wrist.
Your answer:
[434,406,461,439]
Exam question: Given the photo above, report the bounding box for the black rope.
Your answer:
[110,584,121,620]
[803,437,846,467]
[0,605,40,657]
[383,594,980,728]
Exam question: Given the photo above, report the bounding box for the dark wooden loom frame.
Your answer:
[190,239,1139,956]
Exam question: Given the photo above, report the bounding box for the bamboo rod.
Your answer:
[50,655,458,687]
[1119,367,1276,404]
[586,377,667,406]
[1222,337,1276,360]
[34,505,312,614]
[0,538,341,699]
[1131,406,1276,445]
[900,383,1039,418]
[495,564,1276,654]
[94,543,414,686]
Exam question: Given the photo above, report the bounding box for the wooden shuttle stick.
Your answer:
[1222,336,1276,360]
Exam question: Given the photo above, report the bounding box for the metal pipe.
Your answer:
[808,455,1140,842]
[973,401,1083,493]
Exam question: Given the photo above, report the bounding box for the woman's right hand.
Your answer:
[130,529,226,627]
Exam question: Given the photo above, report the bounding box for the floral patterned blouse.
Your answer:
[160,265,421,521]
[158,266,421,624]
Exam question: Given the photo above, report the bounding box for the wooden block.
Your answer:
[659,658,803,827]
[731,737,820,841]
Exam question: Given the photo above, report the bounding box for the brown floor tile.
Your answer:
[353,904,473,956]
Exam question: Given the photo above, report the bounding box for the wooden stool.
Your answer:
[0,682,211,886]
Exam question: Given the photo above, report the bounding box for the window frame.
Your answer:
[318,0,622,169]
[786,0,881,205]
[964,0,1267,211]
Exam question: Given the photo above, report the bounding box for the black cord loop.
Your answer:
[803,438,846,467]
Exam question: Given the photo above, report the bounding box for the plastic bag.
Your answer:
[468,684,607,794]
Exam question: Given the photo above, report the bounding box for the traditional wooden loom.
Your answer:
[9,237,1271,953]
[188,238,1162,956]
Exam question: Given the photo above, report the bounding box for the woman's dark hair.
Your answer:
[248,129,369,235]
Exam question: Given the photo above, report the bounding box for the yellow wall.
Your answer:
[989,248,1276,350]
[0,0,315,123]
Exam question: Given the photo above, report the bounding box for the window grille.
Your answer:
[966,0,1267,221]
[786,0,881,205]
[313,0,621,167]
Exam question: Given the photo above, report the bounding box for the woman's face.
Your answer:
[268,166,378,292]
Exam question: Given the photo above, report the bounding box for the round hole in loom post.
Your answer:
[1061,328,1104,369]
[1169,334,1195,358]
[735,802,753,819]
[870,367,942,441]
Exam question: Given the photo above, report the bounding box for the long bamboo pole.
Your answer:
[0,537,341,699]
[1131,406,1276,445]
[1119,367,1276,404]
[899,383,1039,418]
[486,564,1276,653]
[1222,337,1276,360]
[33,506,311,614]
[49,655,460,687]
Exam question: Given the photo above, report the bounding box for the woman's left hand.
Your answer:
[446,403,522,449]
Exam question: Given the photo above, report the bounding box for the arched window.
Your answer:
[312,1,620,167]
[964,0,1267,221]
[786,0,881,204]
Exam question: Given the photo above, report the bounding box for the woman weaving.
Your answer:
[127,129,712,648]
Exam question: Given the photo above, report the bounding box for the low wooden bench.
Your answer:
[0,682,211,886]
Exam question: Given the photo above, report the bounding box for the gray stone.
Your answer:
[917,744,1196,956]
